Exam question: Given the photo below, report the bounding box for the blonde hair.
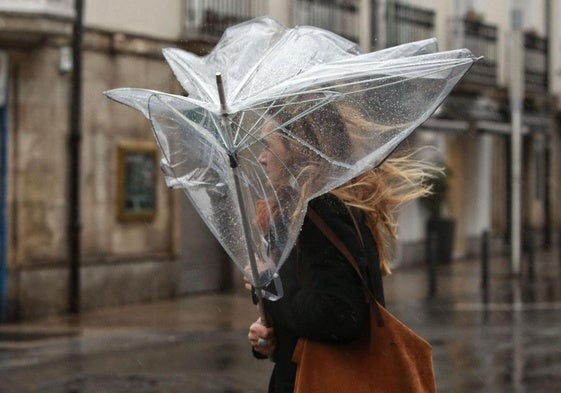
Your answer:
[331,154,438,276]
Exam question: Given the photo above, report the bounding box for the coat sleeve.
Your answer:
[264,196,370,344]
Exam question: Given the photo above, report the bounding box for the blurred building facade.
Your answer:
[0,0,559,320]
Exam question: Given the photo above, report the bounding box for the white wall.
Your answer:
[267,0,292,25]
[463,135,492,236]
[84,0,184,40]
[519,0,546,35]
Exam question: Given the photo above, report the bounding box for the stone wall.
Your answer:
[4,29,227,321]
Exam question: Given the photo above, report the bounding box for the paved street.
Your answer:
[1,250,561,392]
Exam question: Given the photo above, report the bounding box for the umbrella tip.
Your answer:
[215,72,228,114]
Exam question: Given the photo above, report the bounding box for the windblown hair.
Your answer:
[331,156,437,276]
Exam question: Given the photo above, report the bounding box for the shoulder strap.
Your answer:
[344,205,364,247]
[307,207,384,327]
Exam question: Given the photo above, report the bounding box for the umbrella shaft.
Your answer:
[232,167,270,327]
[215,73,268,323]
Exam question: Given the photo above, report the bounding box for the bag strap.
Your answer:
[307,207,384,327]
[344,205,364,248]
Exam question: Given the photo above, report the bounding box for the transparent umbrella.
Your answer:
[105,16,477,321]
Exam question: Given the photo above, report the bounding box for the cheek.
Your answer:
[266,156,280,172]
[265,150,279,165]
[275,142,290,163]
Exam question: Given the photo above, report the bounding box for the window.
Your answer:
[117,142,157,221]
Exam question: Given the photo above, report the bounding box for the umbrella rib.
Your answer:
[210,114,235,152]
[232,111,247,146]
[150,94,229,156]
[232,97,296,150]
[237,93,336,152]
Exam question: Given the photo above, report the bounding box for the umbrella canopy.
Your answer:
[105,16,477,294]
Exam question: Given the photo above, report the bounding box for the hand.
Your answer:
[244,274,252,292]
[248,318,276,357]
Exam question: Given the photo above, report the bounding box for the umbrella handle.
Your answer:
[253,286,272,327]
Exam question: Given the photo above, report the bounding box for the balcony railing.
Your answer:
[386,2,435,47]
[293,0,360,43]
[450,18,498,86]
[524,32,548,93]
[0,0,74,18]
[184,0,268,40]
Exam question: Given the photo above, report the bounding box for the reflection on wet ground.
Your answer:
[390,301,561,392]
[387,250,561,393]
[0,251,560,392]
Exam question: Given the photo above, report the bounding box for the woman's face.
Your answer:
[258,123,290,187]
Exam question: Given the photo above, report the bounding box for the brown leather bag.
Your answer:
[292,208,436,393]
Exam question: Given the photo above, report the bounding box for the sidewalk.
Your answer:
[1,250,560,392]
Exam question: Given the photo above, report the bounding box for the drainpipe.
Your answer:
[543,0,552,248]
[0,87,7,323]
[0,50,8,322]
[545,0,551,89]
[68,0,84,314]
[509,1,524,276]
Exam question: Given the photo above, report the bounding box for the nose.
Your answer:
[258,151,267,166]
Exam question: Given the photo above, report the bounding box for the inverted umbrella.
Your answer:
[105,17,477,320]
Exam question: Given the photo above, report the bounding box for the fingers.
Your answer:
[248,319,274,340]
[248,318,276,356]
[251,336,276,356]
[243,267,254,292]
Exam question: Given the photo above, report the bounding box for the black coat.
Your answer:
[260,194,385,393]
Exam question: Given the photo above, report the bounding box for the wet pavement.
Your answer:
[1,249,561,392]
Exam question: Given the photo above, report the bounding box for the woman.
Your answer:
[247,99,434,393]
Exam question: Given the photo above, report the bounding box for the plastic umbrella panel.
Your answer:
[105,17,477,291]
